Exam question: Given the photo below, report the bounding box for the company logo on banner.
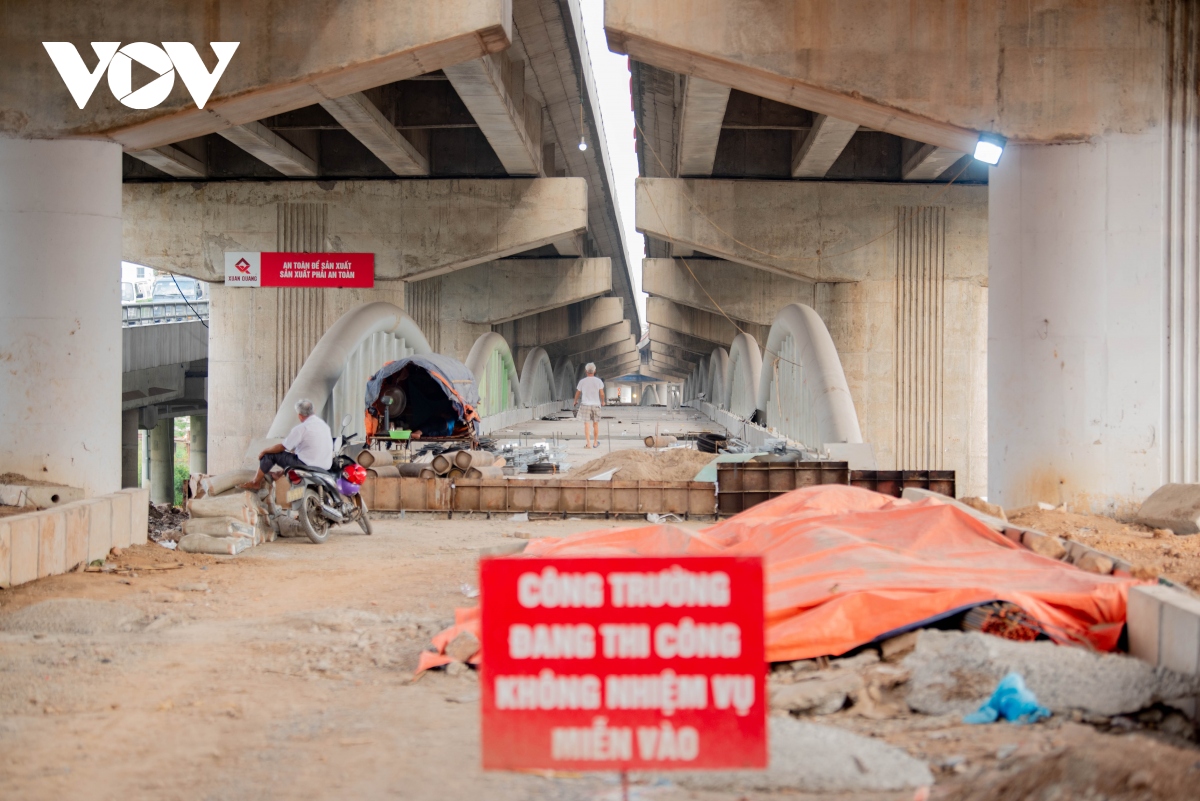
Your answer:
[224,252,374,288]
[480,556,766,772]
[42,42,239,110]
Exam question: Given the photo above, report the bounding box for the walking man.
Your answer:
[573,363,605,449]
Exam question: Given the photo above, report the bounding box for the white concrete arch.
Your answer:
[756,303,862,447]
[725,332,763,420]
[706,348,731,409]
[263,302,432,444]
[553,357,577,401]
[519,348,558,408]
[694,355,710,402]
[640,384,661,406]
[465,332,523,418]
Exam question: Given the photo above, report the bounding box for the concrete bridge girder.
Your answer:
[605,0,1160,149]
[636,178,986,283]
[541,321,634,361]
[6,0,513,148]
[643,257,814,327]
[123,178,588,284]
[646,297,756,347]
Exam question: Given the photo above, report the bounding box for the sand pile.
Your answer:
[1008,506,1200,591]
[566,448,715,481]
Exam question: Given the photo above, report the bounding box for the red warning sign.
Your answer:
[480,556,766,771]
[223,251,374,287]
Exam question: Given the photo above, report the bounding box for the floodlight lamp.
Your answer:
[974,132,1006,165]
[578,136,588,152]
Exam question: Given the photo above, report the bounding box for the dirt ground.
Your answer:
[1008,507,1200,591]
[2,515,1197,800]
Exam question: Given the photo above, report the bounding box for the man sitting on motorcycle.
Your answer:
[239,399,333,491]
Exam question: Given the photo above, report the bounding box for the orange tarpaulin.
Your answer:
[420,485,1141,668]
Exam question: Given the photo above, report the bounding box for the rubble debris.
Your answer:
[1075,550,1115,575]
[883,628,916,661]
[669,716,932,794]
[903,630,1200,719]
[1135,482,1200,534]
[1009,505,1200,591]
[445,630,481,663]
[564,448,715,481]
[148,503,187,543]
[960,496,1007,521]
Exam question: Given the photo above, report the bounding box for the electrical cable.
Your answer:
[169,273,209,328]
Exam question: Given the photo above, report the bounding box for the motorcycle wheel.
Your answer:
[300,489,330,544]
[353,494,372,536]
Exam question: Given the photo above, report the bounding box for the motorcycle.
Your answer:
[264,415,372,544]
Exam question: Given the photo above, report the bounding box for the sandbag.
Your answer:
[178,532,252,555]
[201,469,257,498]
[465,466,504,479]
[357,449,394,468]
[186,492,260,525]
[181,517,255,539]
[454,450,495,470]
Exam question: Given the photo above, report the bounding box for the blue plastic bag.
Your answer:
[963,672,1051,724]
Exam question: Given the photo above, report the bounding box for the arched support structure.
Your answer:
[519,348,559,408]
[706,349,731,409]
[725,332,763,420]
[756,303,863,447]
[640,384,661,406]
[465,332,524,418]
[555,358,577,399]
[261,302,432,448]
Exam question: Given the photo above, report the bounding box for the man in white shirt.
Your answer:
[573,363,606,449]
[240,399,334,490]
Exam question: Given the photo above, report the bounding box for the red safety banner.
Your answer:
[480,556,766,772]
[223,251,374,287]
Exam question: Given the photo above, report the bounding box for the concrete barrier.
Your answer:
[0,487,149,588]
[1127,583,1200,716]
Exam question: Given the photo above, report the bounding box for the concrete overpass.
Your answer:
[1,0,642,489]
[605,0,1198,510]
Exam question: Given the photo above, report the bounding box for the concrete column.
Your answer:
[121,411,140,489]
[989,135,1166,513]
[0,139,122,497]
[189,416,208,475]
[150,419,175,506]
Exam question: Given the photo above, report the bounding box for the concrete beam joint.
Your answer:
[902,143,964,181]
[216,120,317,177]
[791,114,858,178]
[319,92,429,176]
[129,145,206,179]
[444,52,543,175]
[677,76,731,176]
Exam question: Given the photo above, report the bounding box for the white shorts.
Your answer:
[580,405,602,422]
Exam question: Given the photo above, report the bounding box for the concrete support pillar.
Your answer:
[150,419,175,506]
[121,410,140,489]
[0,139,123,497]
[189,416,208,475]
[989,136,1166,513]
